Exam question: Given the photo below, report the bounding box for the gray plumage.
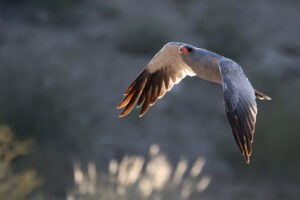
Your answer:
[118,42,271,163]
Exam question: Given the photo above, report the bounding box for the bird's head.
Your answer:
[179,44,201,67]
[179,45,194,55]
[179,44,221,68]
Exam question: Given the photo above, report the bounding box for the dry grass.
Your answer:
[68,144,210,200]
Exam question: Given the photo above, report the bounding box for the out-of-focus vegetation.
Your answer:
[0,125,41,200]
[32,0,80,12]
[255,78,300,178]
[0,62,98,197]
[0,0,300,199]
[117,19,171,54]
[194,2,252,61]
[68,144,210,200]
[2,0,80,12]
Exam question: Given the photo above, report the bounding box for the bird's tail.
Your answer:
[255,89,271,100]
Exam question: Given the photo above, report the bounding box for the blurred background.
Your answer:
[0,0,300,199]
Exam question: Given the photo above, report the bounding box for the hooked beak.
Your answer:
[179,45,190,54]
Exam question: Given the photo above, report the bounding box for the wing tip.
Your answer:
[117,104,123,109]
[243,149,251,164]
[119,110,129,117]
[139,109,148,117]
[245,157,250,164]
[243,147,251,165]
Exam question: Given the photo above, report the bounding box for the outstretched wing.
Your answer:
[219,58,257,163]
[118,42,195,117]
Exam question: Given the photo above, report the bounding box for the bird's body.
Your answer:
[118,42,271,163]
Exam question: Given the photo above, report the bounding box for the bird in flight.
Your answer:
[117,42,271,163]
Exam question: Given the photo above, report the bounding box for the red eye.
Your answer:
[179,45,190,54]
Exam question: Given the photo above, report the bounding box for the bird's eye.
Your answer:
[186,47,193,53]
[179,45,193,54]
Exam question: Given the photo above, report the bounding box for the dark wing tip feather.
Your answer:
[139,84,152,117]
[225,97,256,164]
[117,91,134,109]
[118,70,149,117]
[118,66,175,117]
[118,47,190,117]
[219,58,260,164]
[245,155,250,164]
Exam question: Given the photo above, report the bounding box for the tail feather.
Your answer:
[255,89,271,100]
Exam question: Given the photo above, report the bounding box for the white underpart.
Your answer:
[157,68,195,100]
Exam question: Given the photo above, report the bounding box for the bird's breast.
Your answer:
[191,57,223,84]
